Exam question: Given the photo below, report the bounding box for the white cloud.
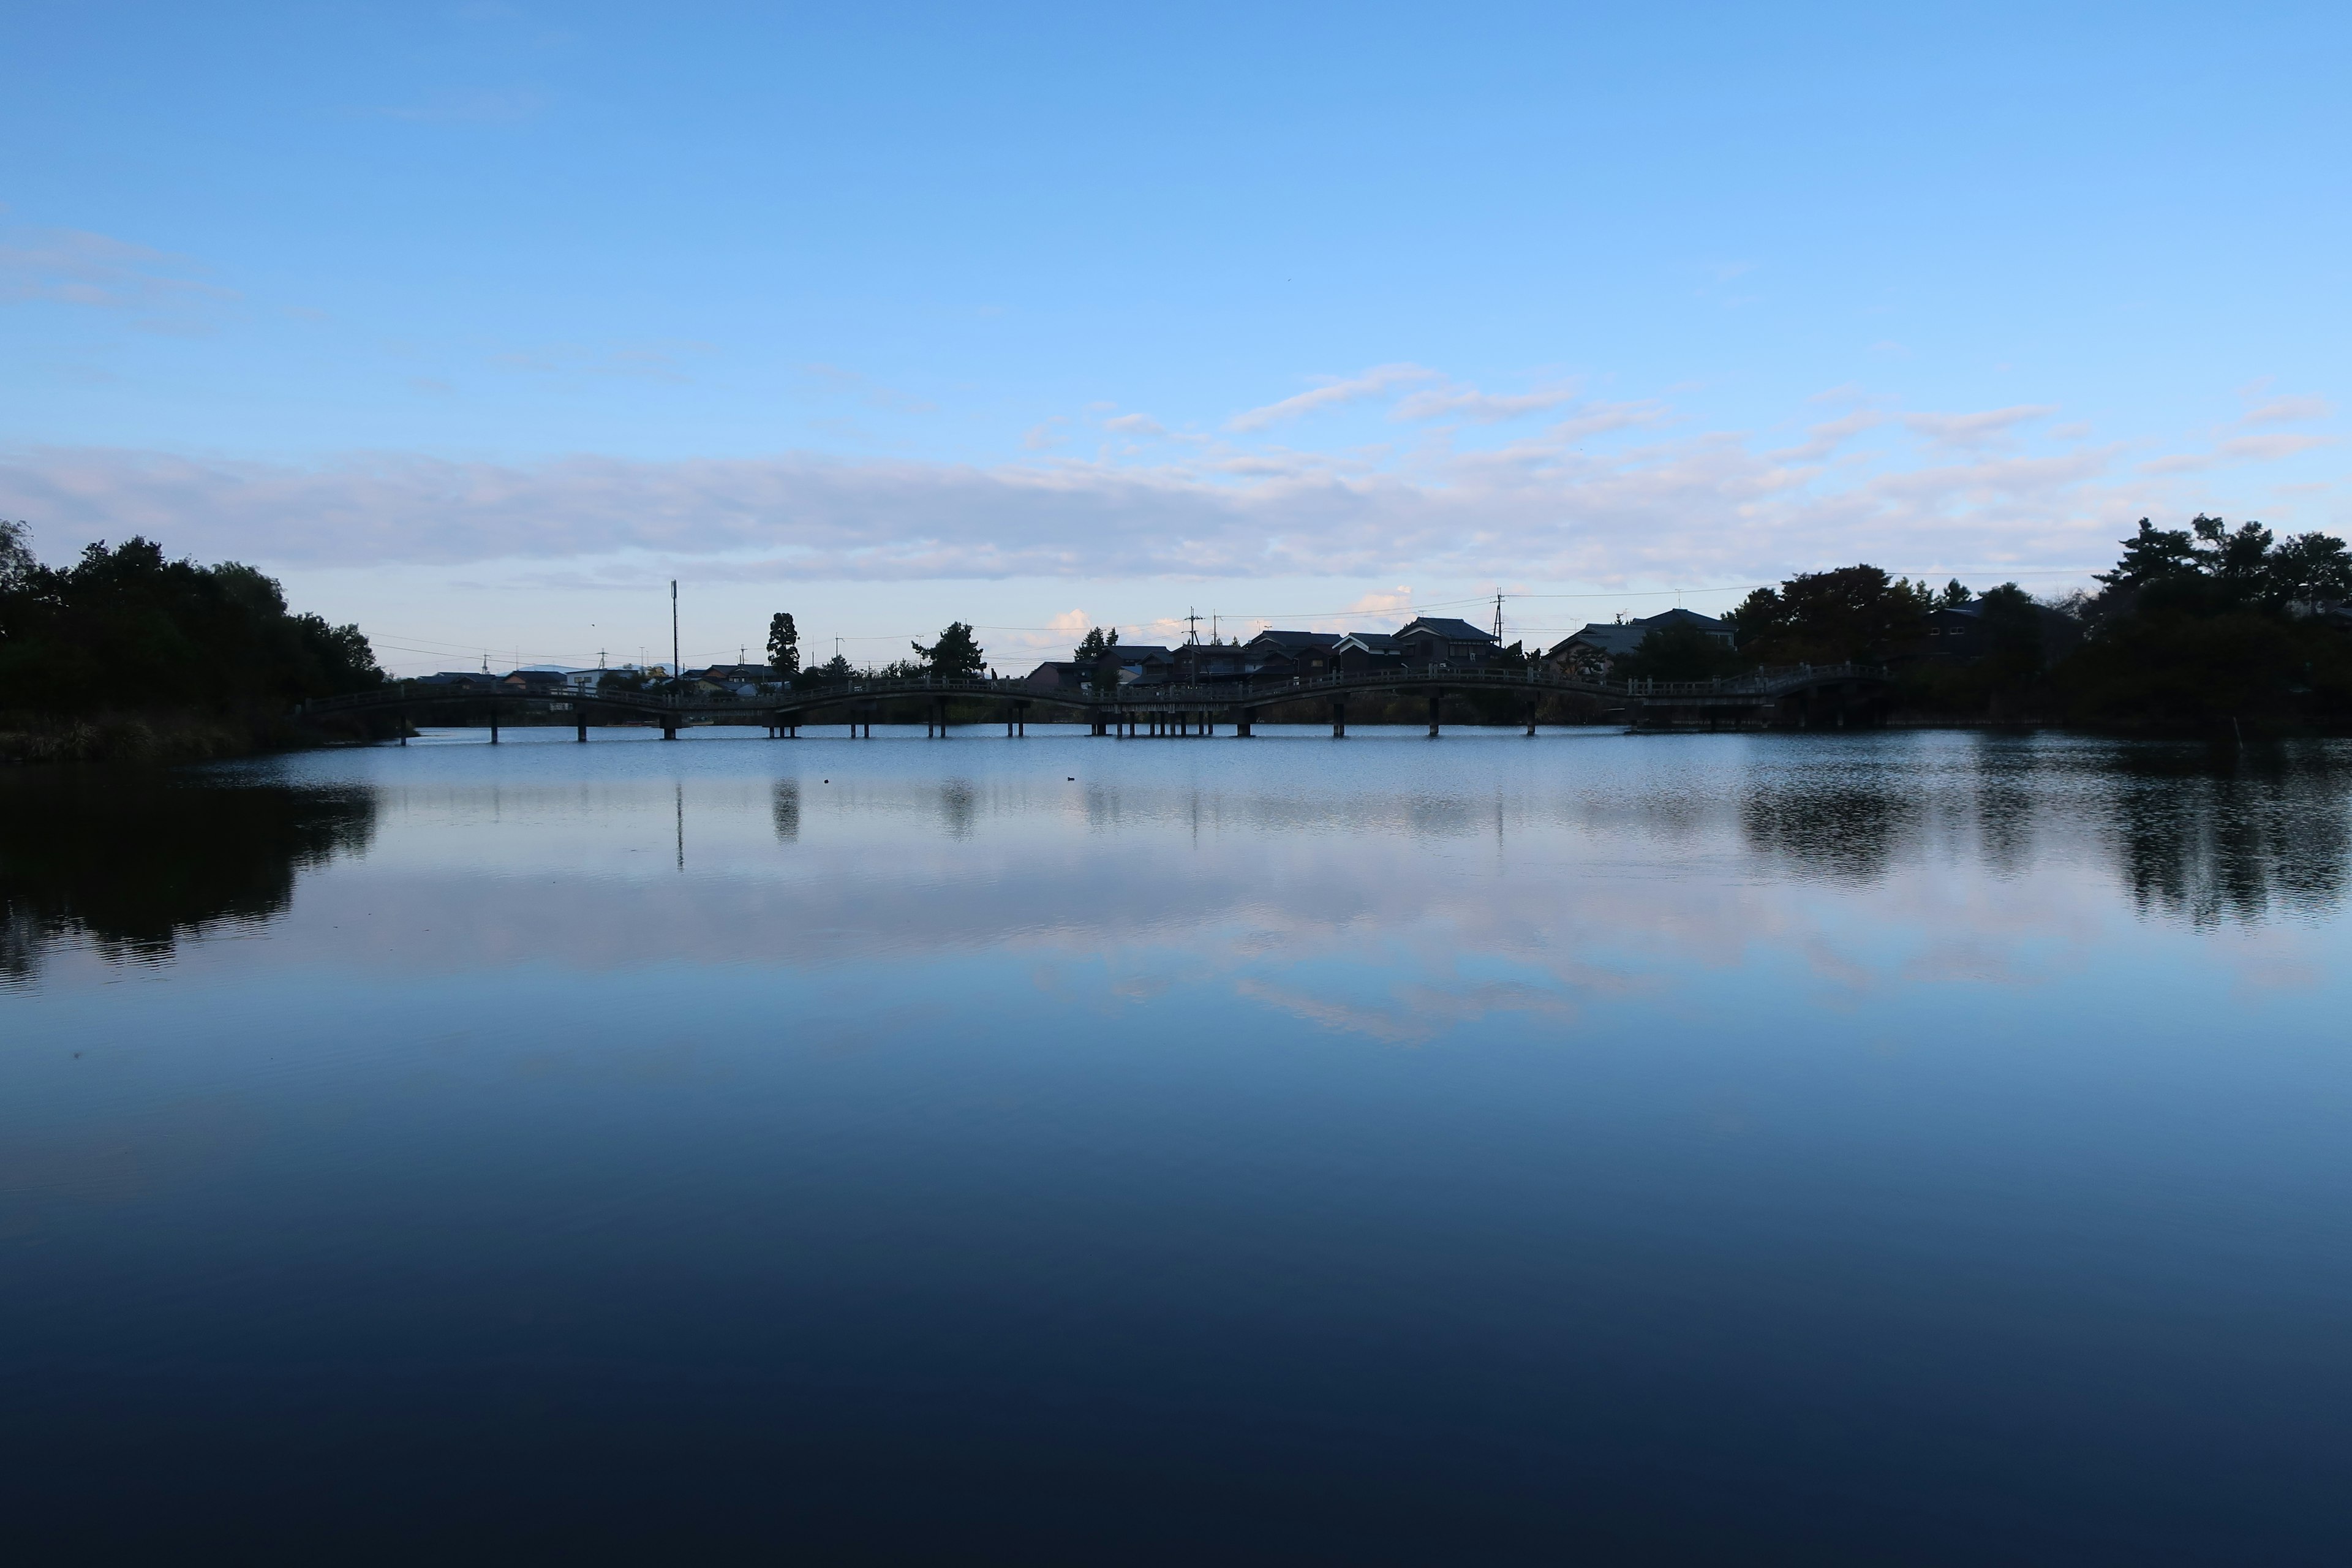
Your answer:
[0,415,2169,587]
[1771,410,1885,464]
[1901,405,2057,448]
[1102,413,1167,437]
[0,225,235,322]
[2141,432,2337,476]
[1391,381,1583,424]
[1226,364,1439,431]
[2241,395,2331,426]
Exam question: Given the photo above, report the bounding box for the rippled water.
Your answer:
[6,726,2350,1562]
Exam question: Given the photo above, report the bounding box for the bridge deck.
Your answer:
[304,663,1889,727]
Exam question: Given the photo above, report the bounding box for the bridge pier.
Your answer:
[1525,701,1537,737]
[1332,699,1346,738]
[661,720,676,741]
[490,707,499,744]
[1235,712,1252,737]
[577,717,588,742]
[399,709,407,746]
[1428,690,1443,738]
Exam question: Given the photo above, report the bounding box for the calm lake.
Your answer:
[5,726,2350,1562]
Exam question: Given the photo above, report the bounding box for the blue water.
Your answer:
[4,727,2349,1562]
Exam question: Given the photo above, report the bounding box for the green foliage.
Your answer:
[1615,624,1746,681]
[1726,565,1934,663]
[2061,516,2352,728]
[1073,625,1117,661]
[1894,582,2065,717]
[0,531,385,715]
[766,611,800,674]
[2057,611,2352,728]
[2094,514,2352,615]
[0,521,33,592]
[913,620,986,679]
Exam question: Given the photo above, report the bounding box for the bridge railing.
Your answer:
[304,661,1887,716]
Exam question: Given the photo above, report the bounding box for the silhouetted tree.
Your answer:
[1615,623,1747,680]
[913,621,986,679]
[2059,516,2352,728]
[1725,565,1934,664]
[766,611,800,674]
[0,530,383,714]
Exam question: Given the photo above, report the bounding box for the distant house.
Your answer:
[1918,600,2081,664]
[1172,642,1248,685]
[1242,630,1341,680]
[1022,660,1090,693]
[1548,609,1731,674]
[1395,616,1500,668]
[498,667,571,696]
[680,662,778,696]
[1098,644,1176,687]
[1332,631,1404,676]
[412,670,500,692]
[693,663,778,685]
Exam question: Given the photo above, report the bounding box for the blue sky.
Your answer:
[3,1,2346,672]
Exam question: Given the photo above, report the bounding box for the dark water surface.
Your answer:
[5,727,2350,1562]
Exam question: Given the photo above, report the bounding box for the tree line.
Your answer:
[758,611,989,687]
[1610,515,2352,726]
[0,523,385,717]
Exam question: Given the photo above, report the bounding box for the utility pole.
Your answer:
[1185,607,1201,645]
[671,579,680,682]
[1492,592,1505,643]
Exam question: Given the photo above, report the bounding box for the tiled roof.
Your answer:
[1398,616,1497,642]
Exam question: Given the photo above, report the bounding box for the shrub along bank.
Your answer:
[0,523,388,763]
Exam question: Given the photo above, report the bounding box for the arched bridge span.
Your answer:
[303,663,1891,741]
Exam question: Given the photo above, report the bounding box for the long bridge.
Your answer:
[303,663,1893,740]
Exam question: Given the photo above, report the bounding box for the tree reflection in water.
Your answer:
[2101,742,2352,927]
[0,772,377,978]
[1740,775,1921,884]
[1735,736,2352,925]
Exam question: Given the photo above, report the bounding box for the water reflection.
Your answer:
[2101,744,2352,925]
[6,737,2351,987]
[9,734,2352,1560]
[1741,777,1920,883]
[771,778,800,842]
[0,772,376,979]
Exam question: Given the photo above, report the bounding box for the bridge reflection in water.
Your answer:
[306,663,1894,741]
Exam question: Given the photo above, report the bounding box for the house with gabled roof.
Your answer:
[1394,616,1500,668]
[1548,608,1730,675]
[1332,631,1404,675]
[1242,630,1341,680]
